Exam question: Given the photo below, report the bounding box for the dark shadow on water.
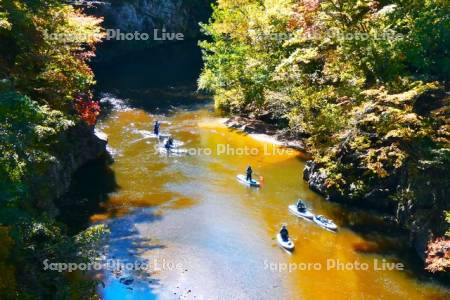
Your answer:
[325,201,450,287]
[93,41,211,115]
[56,158,119,235]
[100,209,166,300]
[93,41,202,90]
[107,210,165,260]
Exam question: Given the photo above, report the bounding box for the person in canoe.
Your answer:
[164,137,174,150]
[296,200,306,212]
[280,225,289,242]
[246,165,253,182]
[153,120,160,135]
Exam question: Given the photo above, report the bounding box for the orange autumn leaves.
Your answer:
[426,237,450,273]
[74,95,101,126]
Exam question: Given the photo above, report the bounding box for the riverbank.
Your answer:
[224,116,307,152]
[198,0,450,279]
[223,114,449,281]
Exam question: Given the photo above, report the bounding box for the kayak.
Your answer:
[277,233,295,251]
[288,205,314,220]
[236,175,260,187]
[313,215,338,231]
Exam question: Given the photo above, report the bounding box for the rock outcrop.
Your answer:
[89,0,212,61]
[92,0,211,38]
[303,158,448,260]
[303,160,328,196]
[27,121,108,212]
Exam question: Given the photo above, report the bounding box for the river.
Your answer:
[82,42,448,299]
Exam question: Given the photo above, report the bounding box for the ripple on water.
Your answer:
[94,102,449,300]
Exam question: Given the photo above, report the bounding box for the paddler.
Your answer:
[280,225,289,242]
[296,200,306,212]
[246,165,253,182]
[153,120,160,135]
[164,137,174,150]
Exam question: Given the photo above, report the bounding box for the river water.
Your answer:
[87,43,448,300]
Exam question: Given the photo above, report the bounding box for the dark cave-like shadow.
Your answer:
[93,41,203,90]
[56,158,119,235]
[322,201,450,286]
[93,41,213,117]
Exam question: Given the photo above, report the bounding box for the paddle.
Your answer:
[253,173,264,186]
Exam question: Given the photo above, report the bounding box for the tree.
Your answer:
[0,0,103,110]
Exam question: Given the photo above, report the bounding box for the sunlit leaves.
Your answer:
[0,1,106,298]
[425,237,450,273]
[75,224,110,259]
[0,0,103,110]
[0,11,11,29]
[74,96,101,126]
[447,212,450,237]
[0,92,70,204]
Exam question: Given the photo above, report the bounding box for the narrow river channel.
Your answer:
[85,43,448,300]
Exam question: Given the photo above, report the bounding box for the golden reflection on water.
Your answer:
[95,105,448,300]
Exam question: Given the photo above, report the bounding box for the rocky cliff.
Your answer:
[92,0,211,38]
[89,0,212,61]
[27,121,108,213]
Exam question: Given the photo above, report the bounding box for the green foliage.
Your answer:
[319,83,449,199]
[446,212,450,237]
[0,1,106,298]
[75,224,110,258]
[4,219,109,299]
[200,0,450,126]
[0,91,72,205]
[201,0,450,265]
[0,0,103,110]
[395,0,450,81]
[199,0,293,113]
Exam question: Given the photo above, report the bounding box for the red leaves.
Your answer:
[288,0,321,34]
[303,0,321,12]
[369,1,381,13]
[425,237,450,273]
[74,95,101,126]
